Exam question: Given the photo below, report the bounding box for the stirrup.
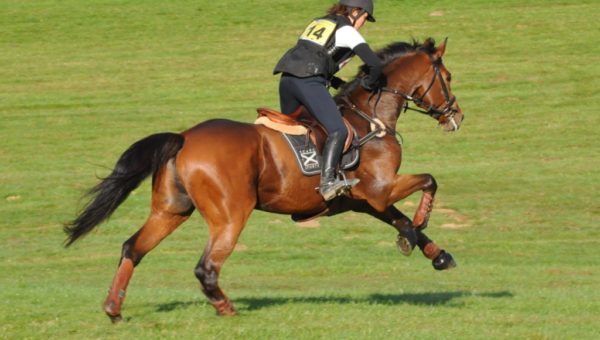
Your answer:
[319,173,360,201]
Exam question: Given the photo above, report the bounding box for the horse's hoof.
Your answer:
[107,313,123,323]
[104,301,123,323]
[217,307,237,316]
[432,250,457,271]
[104,307,123,323]
[396,235,413,256]
[211,299,237,316]
[396,227,417,256]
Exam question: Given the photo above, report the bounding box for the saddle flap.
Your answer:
[282,132,360,176]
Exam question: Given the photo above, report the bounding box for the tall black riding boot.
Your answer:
[319,131,359,201]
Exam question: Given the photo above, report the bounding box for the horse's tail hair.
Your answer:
[64,133,184,247]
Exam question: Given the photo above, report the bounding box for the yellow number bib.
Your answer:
[299,19,336,46]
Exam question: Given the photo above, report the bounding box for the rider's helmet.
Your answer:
[339,0,376,22]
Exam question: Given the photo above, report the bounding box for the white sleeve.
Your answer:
[335,25,366,50]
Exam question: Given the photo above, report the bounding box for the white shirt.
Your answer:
[334,25,366,50]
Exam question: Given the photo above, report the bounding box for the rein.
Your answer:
[338,96,404,147]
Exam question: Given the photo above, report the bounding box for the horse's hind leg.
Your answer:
[190,189,255,316]
[103,160,194,322]
[193,211,253,316]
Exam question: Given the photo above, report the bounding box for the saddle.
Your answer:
[255,106,359,176]
[255,106,354,153]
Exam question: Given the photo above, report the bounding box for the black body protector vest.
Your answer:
[274,15,355,79]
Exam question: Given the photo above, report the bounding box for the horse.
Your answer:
[64,38,464,321]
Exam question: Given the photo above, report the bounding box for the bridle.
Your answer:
[338,54,459,146]
[381,57,459,131]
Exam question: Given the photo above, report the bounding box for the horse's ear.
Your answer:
[435,37,448,59]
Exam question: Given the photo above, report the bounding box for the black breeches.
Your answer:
[279,74,347,144]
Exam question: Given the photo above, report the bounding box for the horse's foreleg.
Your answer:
[389,208,456,269]
[357,204,416,256]
[358,205,455,269]
[384,173,437,229]
[415,229,457,270]
[104,212,190,322]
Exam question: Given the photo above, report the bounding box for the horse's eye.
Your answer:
[447,73,452,82]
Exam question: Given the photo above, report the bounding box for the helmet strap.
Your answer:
[346,8,366,24]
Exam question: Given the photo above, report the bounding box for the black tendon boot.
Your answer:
[319,131,360,201]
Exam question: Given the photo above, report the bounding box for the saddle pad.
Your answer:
[282,133,359,176]
[254,116,307,135]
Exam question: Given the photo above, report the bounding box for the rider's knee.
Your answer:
[329,129,347,143]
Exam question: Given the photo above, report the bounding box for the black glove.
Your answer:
[329,76,346,90]
[360,74,387,92]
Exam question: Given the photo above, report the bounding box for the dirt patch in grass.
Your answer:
[437,208,471,229]
[296,219,321,228]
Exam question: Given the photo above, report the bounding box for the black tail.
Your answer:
[64,133,184,247]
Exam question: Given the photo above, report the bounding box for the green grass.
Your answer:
[1,0,599,338]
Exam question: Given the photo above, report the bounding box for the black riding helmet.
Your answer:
[339,0,376,22]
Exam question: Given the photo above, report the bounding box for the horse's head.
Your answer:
[380,38,465,131]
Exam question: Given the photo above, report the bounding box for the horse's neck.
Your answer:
[374,92,405,130]
[344,57,425,134]
[346,87,405,133]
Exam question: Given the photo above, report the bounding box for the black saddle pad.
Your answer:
[282,132,360,176]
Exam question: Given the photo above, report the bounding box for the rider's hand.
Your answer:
[360,74,387,92]
[330,76,346,90]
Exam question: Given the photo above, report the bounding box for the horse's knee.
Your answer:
[424,174,437,193]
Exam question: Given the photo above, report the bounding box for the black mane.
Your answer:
[336,38,438,98]
[371,37,437,68]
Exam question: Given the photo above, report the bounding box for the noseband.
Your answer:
[381,58,459,130]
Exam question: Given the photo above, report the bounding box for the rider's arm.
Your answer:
[335,26,384,90]
[353,43,384,89]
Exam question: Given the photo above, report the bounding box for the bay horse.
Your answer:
[65,38,464,321]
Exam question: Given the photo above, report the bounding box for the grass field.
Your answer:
[1,0,599,338]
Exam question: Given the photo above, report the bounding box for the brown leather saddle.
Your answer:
[255,106,355,154]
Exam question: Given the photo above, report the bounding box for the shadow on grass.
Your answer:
[156,291,513,312]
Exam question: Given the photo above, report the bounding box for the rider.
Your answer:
[273,0,386,201]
